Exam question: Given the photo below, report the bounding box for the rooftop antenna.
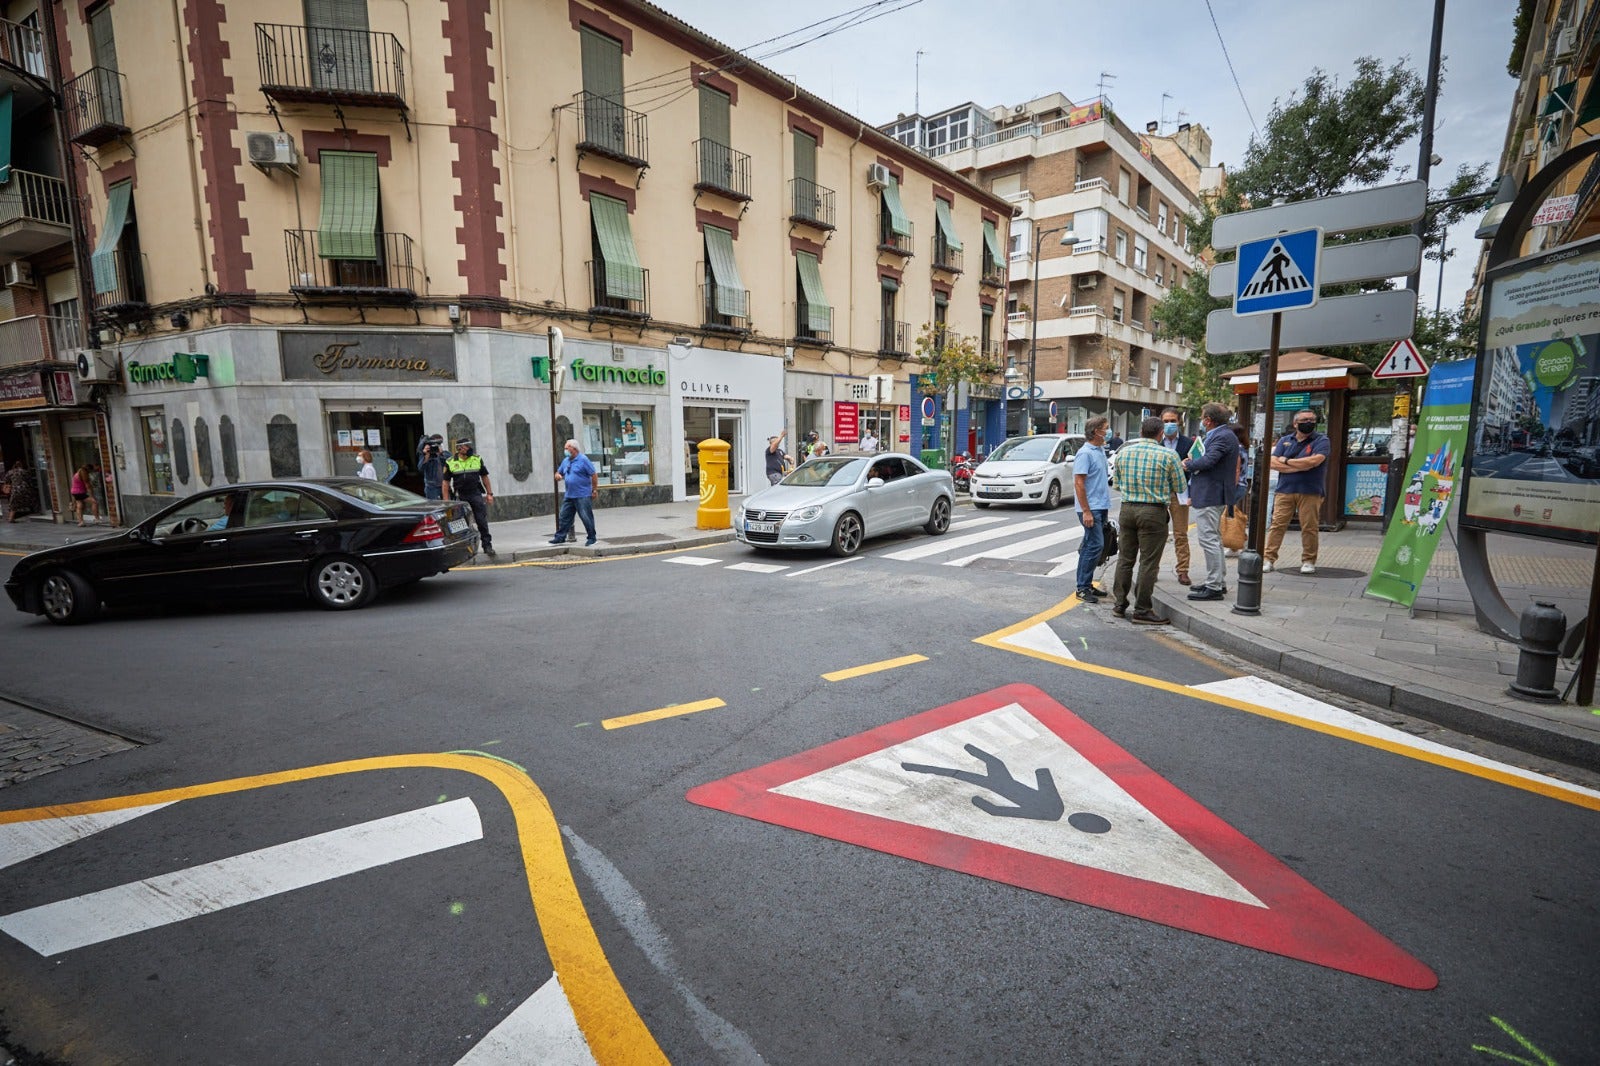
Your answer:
[1097,71,1117,106]
[915,50,928,116]
[1160,92,1173,133]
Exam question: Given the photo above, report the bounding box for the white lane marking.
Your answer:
[997,621,1077,661]
[1193,676,1600,803]
[881,519,1054,561]
[786,557,862,577]
[0,799,484,957]
[726,562,790,574]
[454,974,597,1066]
[0,804,175,872]
[944,527,1083,567]
[1045,556,1080,579]
[665,556,720,566]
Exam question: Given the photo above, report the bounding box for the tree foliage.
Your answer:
[913,324,999,395]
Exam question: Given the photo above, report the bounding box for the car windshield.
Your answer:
[325,479,429,510]
[989,437,1064,462]
[782,457,868,487]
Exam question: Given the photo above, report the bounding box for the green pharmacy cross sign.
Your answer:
[128,352,211,385]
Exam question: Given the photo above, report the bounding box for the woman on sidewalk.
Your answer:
[4,461,39,523]
[70,463,100,526]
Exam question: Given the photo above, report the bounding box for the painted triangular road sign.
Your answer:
[1374,337,1430,379]
[687,684,1436,989]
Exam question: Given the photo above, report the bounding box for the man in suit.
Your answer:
[1158,408,1196,586]
[1181,402,1241,601]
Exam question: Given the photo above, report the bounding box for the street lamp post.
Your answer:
[1027,225,1081,435]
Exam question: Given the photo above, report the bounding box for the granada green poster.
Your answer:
[1365,359,1476,607]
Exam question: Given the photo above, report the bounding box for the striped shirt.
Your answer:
[1114,438,1186,505]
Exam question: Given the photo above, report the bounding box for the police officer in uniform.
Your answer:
[443,437,496,557]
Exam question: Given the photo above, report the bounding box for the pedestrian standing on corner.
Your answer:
[1181,402,1241,601]
[444,437,496,557]
[1105,428,1124,453]
[1263,409,1330,574]
[1110,417,1186,625]
[1072,416,1112,603]
[417,435,446,500]
[551,439,598,546]
[1158,409,1195,585]
[859,427,880,455]
[765,432,789,486]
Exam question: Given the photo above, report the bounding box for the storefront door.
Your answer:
[325,406,423,489]
[684,404,748,496]
[20,423,51,516]
[715,408,744,494]
[63,419,107,516]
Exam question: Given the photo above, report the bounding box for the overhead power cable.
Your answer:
[1202,0,1258,136]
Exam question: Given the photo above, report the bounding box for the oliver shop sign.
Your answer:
[281,332,457,382]
[569,359,667,386]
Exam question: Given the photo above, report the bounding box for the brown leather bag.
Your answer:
[1221,504,1247,551]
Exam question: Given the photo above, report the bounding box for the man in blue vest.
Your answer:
[443,438,495,557]
[551,439,598,546]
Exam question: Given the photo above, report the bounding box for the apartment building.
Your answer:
[0,0,1009,524]
[888,94,1208,441]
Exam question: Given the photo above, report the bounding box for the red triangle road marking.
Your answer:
[687,683,1436,990]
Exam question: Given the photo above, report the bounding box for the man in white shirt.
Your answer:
[859,428,880,455]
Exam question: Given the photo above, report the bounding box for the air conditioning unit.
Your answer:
[3,261,35,288]
[1077,275,1099,290]
[1012,104,1026,115]
[866,162,891,188]
[74,349,119,385]
[1554,26,1576,58]
[246,131,300,175]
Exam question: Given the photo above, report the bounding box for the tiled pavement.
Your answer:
[0,697,138,789]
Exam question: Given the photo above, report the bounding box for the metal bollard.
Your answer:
[1233,549,1264,615]
[1508,601,1567,702]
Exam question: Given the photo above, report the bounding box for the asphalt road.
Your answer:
[1,511,1596,1064]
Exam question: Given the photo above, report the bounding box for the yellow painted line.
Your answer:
[1146,632,1244,678]
[603,697,727,730]
[821,654,929,682]
[972,609,1600,813]
[0,754,666,1063]
[0,549,27,557]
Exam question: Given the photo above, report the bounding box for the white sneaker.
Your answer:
[1300,562,1317,574]
[1262,561,1274,573]
[1224,549,1239,558]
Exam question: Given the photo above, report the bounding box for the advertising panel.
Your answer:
[1343,464,1389,517]
[1461,240,1600,545]
[833,402,859,444]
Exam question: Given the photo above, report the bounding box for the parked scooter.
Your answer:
[949,454,974,493]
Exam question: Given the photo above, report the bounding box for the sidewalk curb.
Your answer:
[1153,589,1600,775]
[499,528,736,564]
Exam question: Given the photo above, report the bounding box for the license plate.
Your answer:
[746,520,777,534]
[448,518,468,533]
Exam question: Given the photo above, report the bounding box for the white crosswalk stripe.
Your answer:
[882,519,1054,561]
[944,526,1083,567]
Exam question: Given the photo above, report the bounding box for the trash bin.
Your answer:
[920,449,945,469]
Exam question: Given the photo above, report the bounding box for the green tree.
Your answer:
[914,324,1001,456]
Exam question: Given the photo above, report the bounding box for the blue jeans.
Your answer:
[1076,508,1106,591]
[557,495,596,542]
[423,482,442,500]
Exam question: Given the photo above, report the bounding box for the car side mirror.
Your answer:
[866,477,885,489]
[131,526,152,543]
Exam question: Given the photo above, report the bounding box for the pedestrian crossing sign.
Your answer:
[1234,227,1321,317]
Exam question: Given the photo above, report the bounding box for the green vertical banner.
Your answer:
[1365,359,1476,606]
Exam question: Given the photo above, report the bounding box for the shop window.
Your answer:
[326,410,387,478]
[582,405,653,487]
[170,418,190,485]
[139,408,173,494]
[268,414,301,478]
[194,416,214,486]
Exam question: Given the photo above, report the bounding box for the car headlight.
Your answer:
[1023,474,1045,484]
[789,505,823,522]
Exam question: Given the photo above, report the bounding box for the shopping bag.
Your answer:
[1220,504,1247,551]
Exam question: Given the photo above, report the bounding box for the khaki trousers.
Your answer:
[1264,492,1322,564]
[1168,500,1190,571]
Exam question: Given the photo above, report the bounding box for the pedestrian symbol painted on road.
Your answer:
[688,684,1436,988]
[1234,227,1322,317]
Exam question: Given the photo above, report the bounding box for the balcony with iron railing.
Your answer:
[878,216,913,256]
[286,230,418,300]
[255,23,407,110]
[932,237,963,274]
[0,314,84,369]
[0,17,47,88]
[65,68,129,148]
[879,319,910,356]
[795,302,832,345]
[694,139,751,201]
[586,261,650,319]
[789,177,836,229]
[0,171,72,259]
[980,255,1005,288]
[92,249,148,317]
[699,281,750,333]
[575,92,648,169]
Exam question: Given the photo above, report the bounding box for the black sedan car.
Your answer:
[5,479,479,625]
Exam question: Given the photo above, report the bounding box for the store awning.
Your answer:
[90,181,131,295]
[1542,81,1576,117]
[703,225,747,318]
[796,251,830,332]
[933,198,963,250]
[1578,76,1600,126]
[982,219,1003,266]
[590,194,645,302]
[317,151,380,260]
[881,176,912,237]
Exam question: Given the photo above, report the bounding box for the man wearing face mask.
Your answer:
[1263,409,1330,574]
[1157,409,1196,585]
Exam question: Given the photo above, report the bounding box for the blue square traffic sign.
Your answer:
[1234,227,1322,317]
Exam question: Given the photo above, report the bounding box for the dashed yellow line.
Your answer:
[603,697,727,730]
[822,654,929,682]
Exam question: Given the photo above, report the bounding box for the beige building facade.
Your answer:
[1,0,1009,523]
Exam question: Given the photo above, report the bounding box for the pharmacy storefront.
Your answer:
[670,347,784,501]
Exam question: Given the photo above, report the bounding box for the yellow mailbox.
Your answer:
[696,437,731,529]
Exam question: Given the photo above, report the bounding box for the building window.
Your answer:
[589,193,646,312]
[1154,255,1166,286]
[579,25,627,156]
[1157,202,1168,233]
[981,308,993,353]
[90,180,142,304]
[1164,362,1173,391]
[139,408,173,494]
[582,405,653,486]
[879,175,913,250]
[1009,217,1029,258]
[1169,263,1178,288]
[316,150,383,285]
[1114,231,1127,264]
[1133,235,1148,273]
[1118,167,1131,203]
[305,0,373,93]
[1150,360,1160,389]
[1112,289,1125,323]
[702,224,748,328]
[796,251,831,340]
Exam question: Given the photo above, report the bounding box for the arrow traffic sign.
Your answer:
[687,684,1436,989]
[1373,338,1430,379]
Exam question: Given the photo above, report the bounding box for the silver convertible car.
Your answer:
[735,454,955,556]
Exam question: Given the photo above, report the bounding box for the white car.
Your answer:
[970,434,1083,509]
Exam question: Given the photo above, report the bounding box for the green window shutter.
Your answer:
[0,91,12,185]
[698,85,730,145]
[317,150,380,260]
[90,181,131,294]
[591,194,644,301]
[934,199,963,250]
[881,176,912,236]
[982,219,1003,265]
[580,26,623,100]
[89,3,118,71]
[793,130,816,184]
[1578,76,1600,126]
[1542,81,1576,116]
[879,274,899,293]
[703,225,746,317]
[796,252,830,332]
[304,0,371,93]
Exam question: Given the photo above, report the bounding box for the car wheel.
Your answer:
[925,496,952,535]
[309,556,376,610]
[37,570,100,625]
[1044,481,1063,509]
[830,512,864,557]
[974,501,991,509]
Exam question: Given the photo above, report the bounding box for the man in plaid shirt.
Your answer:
[1110,416,1187,624]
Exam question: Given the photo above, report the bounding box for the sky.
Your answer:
[657,0,1517,316]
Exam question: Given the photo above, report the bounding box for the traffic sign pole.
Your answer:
[1234,312,1282,616]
